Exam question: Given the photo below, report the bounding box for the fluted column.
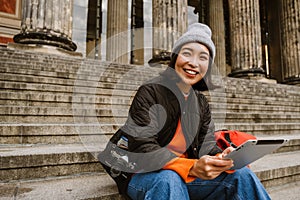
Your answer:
[280,0,300,85]
[13,0,76,51]
[208,0,227,76]
[151,0,188,64]
[106,0,129,64]
[228,0,265,78]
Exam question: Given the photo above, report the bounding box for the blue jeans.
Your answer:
[127,167,271,200]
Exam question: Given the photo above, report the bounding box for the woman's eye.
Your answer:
[181,51,191,56]
[200,56,209,61]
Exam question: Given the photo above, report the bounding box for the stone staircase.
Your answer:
[0,46,299,200]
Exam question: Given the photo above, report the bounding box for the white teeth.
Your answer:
[185,69,197,75]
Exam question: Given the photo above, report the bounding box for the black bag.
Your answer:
[98,130,136,195]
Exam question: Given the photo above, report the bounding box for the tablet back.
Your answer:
[224,139,289,170]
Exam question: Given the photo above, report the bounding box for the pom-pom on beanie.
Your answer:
[171,23,215,62]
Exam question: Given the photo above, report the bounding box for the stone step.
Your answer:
[1,79,299,107]
[4,49,300,97]
[0,115,123,124]
[2,90,300,108]
[0,80,137,96]
[1,90,299,115]
[1,110,298,127]
[220,77,300,97]
[1,73,300,107]
[1,65,300,103]
[267,180,300,200]
[1,103,300,123]
[0,144,103,182]
[2,177,300,200]
[1,113,299,125]
[0,106,129,123]
[210,94,300,108]
[0,172,123,200]
[0,136,299,182]
[211,104,300,114]
[1,123,300,145]
[1,103,299,119]
[251,150,300,188]
[0,90,132,104]
[0,73,144,92]
[1,105,300,120]
[1,150,299,200]
[221,123,300,136]
[207,90,300,105]
[0,63,157,82]
[0,61,133,81]
[2,47,300,95]
[2,91,300,114]
[0,123,120,144]
[2,52,300,96]
[0,50,159,76]
[217,112,300,123]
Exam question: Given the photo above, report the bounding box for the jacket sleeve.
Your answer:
[121,84,177,172]
[163,157,197,182]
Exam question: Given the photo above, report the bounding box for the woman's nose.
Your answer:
[188,57,199,68]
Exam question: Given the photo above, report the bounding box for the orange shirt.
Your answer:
[166,118,187,156]
[163,119,197,182]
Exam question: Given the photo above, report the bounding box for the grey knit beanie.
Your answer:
[172,23,215,62]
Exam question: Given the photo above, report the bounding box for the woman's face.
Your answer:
[175,42,210,86]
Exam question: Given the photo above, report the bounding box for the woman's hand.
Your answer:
[221,146,235,158]
[189,147,235,180]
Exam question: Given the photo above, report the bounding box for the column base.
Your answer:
[253,77,277,84]
[148,51,171,67]
[8,43,82,57]
[13,32,77,52]
[283,77,300,86]
[228,68,266,78]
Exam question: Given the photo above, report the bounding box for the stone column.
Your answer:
[13,0,76,51]
[151,0,188,65]
[131,0,144,65]
[228,0,265,78]
[208,0,227,76]
[280,0,300,85]
[106,0,129,64]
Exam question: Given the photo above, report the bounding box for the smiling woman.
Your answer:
[99,22,272,200]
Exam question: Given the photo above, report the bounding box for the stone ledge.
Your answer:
[7,43,83,58]
[251,151,300,188]
[267,180,300,200]
[1,150,300,200]
[0,173,123,200]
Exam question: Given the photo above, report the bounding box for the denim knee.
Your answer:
[231,167,258,181]
[152,170,185,188]
[148,170,189,199]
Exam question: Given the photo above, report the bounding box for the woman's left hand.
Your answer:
[218,146,235,159]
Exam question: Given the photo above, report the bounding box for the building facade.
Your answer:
[0,0,299,85]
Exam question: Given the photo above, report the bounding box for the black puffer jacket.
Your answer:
[100,68,222,195]
[118,67,221,177]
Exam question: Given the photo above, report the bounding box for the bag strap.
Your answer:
[224,132,238,148]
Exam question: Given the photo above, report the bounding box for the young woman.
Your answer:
[109,23,271,200]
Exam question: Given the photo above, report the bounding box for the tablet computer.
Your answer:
[224,139,289,170]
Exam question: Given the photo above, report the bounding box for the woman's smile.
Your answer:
[183,68,199,76]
